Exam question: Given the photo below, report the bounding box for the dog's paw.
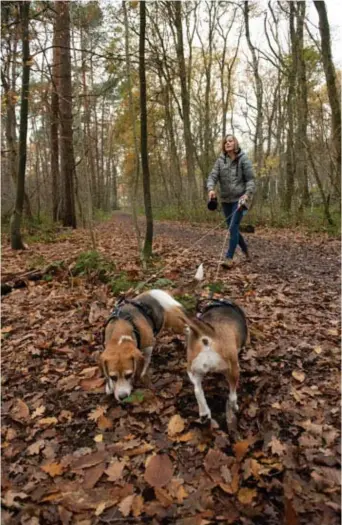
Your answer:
[199,410,212,425]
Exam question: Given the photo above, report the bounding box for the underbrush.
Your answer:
[152,203,340,237]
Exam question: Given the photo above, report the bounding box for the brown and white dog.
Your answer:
[100,290,187,401]
[185,299,248,423]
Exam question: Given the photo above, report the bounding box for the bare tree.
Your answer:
[314,0,341,194]
[139,0,153,259]
[10,1,31,249]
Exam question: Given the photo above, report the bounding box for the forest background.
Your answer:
[1,0,341,255]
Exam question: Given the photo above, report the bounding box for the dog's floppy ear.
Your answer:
[132,348,144,379]
[99,355,109,378]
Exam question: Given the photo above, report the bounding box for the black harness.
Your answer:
[104,299,163,349]
[198,298,245,319]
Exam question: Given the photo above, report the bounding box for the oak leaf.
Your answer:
[88,405,108,422]
[41,462,64,477]
[105,460,126,482]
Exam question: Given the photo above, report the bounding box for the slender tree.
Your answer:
[10,1,31,249]
[314,0,341,192]
[139,0,153,259]
[56,1,76,228]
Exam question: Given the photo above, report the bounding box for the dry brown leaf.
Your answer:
[95,502,106,516]
[2,490,28,508]
[119,494,135,517]
[176,431,196,443]
[27,440,45,456]
[221,465,232,484]
[88,405,108,422]
[292,370,305,383]
[31,405,46,419]
[97,414,113,430]
[167,414,185,437]
[124,443,154,457]
[237,487,257,504]
[233,440,250,462]
[41,462,65,477]
[11,398,30,422]
[268,436,287,456]
[105,460,126,482]
[144,454,174,488]
[71,450,108,470]
[80,366,99,378]
[80,377,105,391]
[83,462,105,489]
[131,494,144,517]
[155,487,173,507]
[59,410,73,422]
[38,417,58,426]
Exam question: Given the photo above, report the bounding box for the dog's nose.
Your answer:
[118,392,128,401]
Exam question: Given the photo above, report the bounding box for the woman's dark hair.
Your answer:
[221,134,240,154]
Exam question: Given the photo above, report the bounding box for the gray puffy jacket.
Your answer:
[207,149,256,204]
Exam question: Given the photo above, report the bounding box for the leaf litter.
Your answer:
[1,213,340,524]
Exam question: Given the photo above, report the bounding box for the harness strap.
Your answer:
[104,306,141,349]
[125,300,162,335]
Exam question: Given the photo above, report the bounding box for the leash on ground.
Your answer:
[128,209,238,294]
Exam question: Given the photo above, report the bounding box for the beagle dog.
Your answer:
[185,299,248,423]
[100,290,187,401]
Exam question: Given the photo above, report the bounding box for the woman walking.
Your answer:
[207,134,256,268]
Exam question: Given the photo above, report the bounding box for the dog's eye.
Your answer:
[124,372,133,380]
[109,374,118,381]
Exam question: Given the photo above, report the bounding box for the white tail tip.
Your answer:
[195,263,204,282]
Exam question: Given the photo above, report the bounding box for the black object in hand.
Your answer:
[207,197,218,211]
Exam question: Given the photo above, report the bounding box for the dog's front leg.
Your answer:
[141,346,153,377]
[188,371,211,421]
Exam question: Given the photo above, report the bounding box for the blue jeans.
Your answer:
[222,202,248,259]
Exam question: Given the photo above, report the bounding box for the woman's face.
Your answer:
[224,136,236,153]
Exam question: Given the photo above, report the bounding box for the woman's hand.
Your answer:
[208,191,216,200]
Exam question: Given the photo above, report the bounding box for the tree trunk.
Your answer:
[244,1,263,174]
[295,2,310,211]
[51,15,60,222]
[283,3,296,212]
[173,1,198,201]
[139,0,153,259]
[10,1,31,250]
[56,1,76,228]
[314,0,341,195]
[123,0,142,251]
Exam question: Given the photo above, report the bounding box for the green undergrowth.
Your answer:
[151,203,340,237]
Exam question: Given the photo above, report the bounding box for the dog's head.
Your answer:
[100,336,144,401]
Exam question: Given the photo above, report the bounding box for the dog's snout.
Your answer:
[118,392,128,401]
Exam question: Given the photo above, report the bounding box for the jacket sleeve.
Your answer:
[207,158,220,191]
[242,156,256,197]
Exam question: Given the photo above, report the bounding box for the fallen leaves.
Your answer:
[1,215,340,524]
[11,398,30,421]
[105,460,126,482]
[167,414,185,437]
[41,462,65,477]
[87,405,108,422]
[237,487,257,504]
[144,454,174,488]
[292,370,306,383]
